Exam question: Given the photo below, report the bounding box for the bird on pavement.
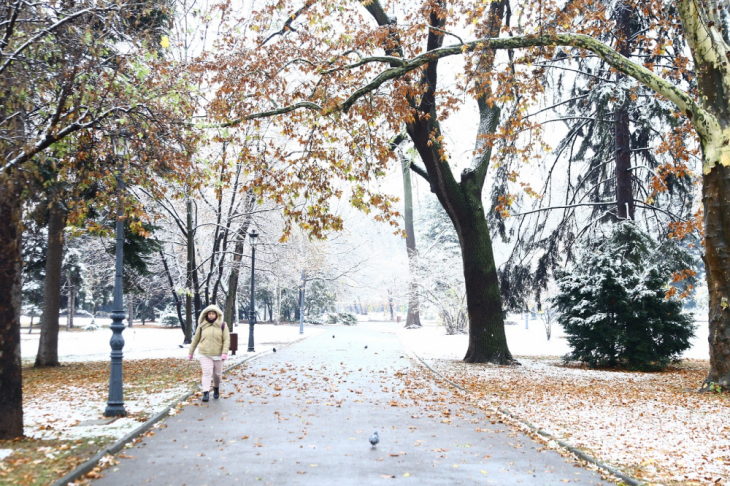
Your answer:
[273,347,277,353]
[364,345,368,349]
[369,431,379,448]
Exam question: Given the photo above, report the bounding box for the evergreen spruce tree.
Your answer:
[554,222,695,371]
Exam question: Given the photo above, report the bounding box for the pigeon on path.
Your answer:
[369,431,379,448]
[273,347,277,353]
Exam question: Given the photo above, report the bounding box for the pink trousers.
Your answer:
[199,356,223,390]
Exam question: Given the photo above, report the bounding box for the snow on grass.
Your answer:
[24,383,191,441]
[21,321,325,363]
[395,320,729,485]
[446,358,730,485]
[19,324,324,441]
[21,359,201,442]
[396,314,710,360]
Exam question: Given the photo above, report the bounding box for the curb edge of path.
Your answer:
[407,350,646,486]
[51,350,271,486]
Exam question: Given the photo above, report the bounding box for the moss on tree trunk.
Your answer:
[460,213,514,364]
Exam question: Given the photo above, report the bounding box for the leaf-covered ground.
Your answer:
[0,358,198,486]
[420,357,730,485]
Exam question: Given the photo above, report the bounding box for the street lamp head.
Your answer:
[249,229,259,246]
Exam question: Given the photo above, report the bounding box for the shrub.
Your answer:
[305,315,326,325]
[82,318,100,331]
[161,314,180,328]
[322,313,357,326]
[554,222,696,371]
[337,313,357,326]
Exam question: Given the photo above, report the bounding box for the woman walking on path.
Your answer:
[188,305,230,402]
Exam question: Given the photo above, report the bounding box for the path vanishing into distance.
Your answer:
[93,323,611,485]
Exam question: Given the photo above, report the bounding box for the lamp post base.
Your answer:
[104,403,127,417]
[247,322,255,352]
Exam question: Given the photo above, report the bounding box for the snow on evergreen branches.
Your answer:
[554,221,696,370]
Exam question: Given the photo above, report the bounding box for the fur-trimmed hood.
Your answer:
[189,304,230,358]
[198,304,224,328]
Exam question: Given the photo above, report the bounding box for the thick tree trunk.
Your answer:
[702,164,730,390]
[615,0,634,220]
[456,194,513,364]
[407,100,514,364]
[364,0,512,363]
[35,201,66,367]
[0,181,24,439]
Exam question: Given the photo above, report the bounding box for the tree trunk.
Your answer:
[399,150,422,328]
[159,250,187,339]
[407,97,514,364]
[676,0,730,391]
[224,191,255,331]
[0,181,24,439]
[361,0,511,363]
[35,201,66,367]
[702,163,730,390]
[275,281,281,325]
[615,0,634,220]
[234,297,238,326]
[192,249,202,320]
[223,228,247,331]
[66,275,74,332]
[185,199,194,342]
[127,295,134,328]
[457,192,513,364]
[299,279,306,329]
[224,265,240,333]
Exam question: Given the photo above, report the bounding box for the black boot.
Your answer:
[202,391,209,402]
[213,387,220,399]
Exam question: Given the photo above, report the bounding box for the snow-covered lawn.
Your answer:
[21,319,325,363]
[394,313,710,360]
[394,318,728,485]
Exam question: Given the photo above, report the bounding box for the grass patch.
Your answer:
[0,358,199,486]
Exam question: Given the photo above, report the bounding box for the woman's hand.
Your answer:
[188,355,193,360]
[221,353,228,361]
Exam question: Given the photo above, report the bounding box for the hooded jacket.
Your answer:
[189,304,231,357]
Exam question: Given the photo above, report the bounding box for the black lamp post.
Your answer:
[105,133,127,417]
[247,229,259,352]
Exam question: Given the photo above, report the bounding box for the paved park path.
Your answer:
[93,323,611,485]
